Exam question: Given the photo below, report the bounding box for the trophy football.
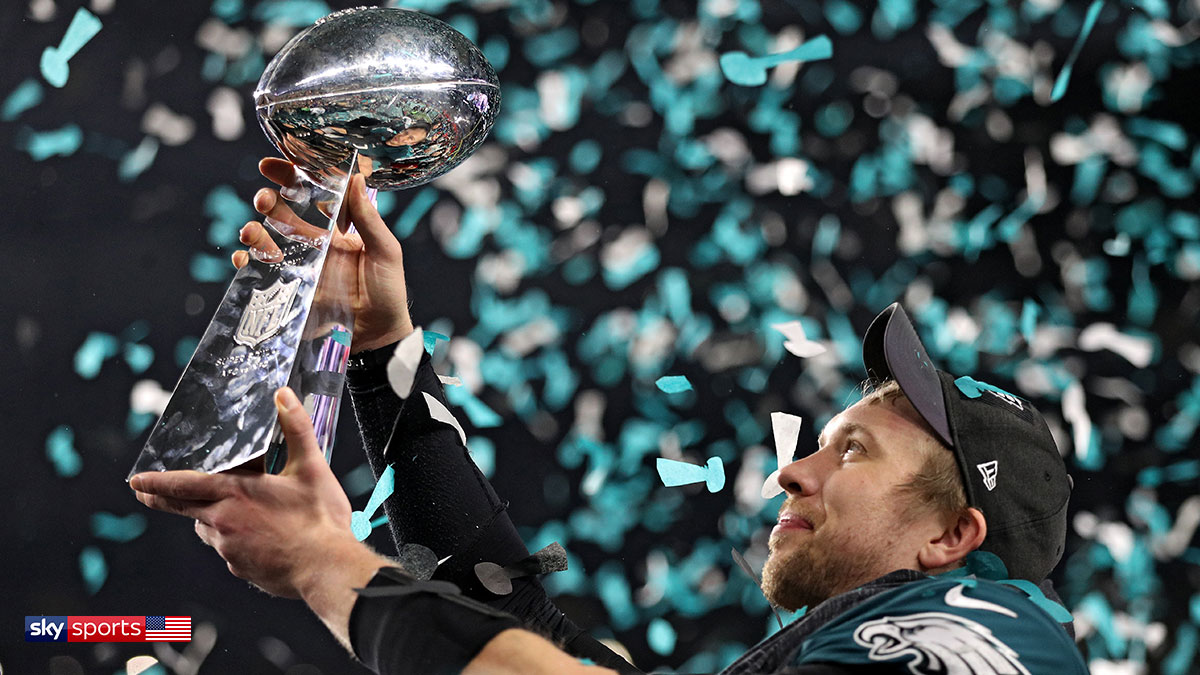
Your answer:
[130,7,499,476]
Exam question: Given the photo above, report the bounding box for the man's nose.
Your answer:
[777,450,828,496]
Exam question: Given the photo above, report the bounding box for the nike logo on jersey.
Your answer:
[944,584,1017,617]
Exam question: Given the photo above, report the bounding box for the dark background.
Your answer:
[2,0,1199,673]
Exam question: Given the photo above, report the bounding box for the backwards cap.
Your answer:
[862,303,1071,582]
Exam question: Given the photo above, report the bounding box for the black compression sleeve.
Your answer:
[346,344,638,672]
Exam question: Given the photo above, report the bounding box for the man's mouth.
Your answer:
[773,513,814,534]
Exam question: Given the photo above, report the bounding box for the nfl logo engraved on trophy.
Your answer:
[235,279,301,348]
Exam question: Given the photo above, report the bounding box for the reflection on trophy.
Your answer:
[130,7,500,476]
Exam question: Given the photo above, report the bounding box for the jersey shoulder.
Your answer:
[794,576,1087,674]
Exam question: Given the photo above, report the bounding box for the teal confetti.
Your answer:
[341,463,377,498]
[19,124,84,161]
[74,332,120,379]
[79,546,107,595]
[825,0,863,34]
[174,336,200,368]
[394,187,438,238]
[91,512,147,543]
[118,137,159,182]
[523,27,580,68]
[655,375,692,394]
[423,330,449,355]
[647,617,677,655]
[331,328,351,348]
[40,7,103,88]
[569,139,602,174]
[46,425,82,478]
[468,436,495,478]
[1,79,44,121]
[1127,118,1188,151]
[252,0,332,26]
[205,185,254,247]
[351,465,395,542]
[954,376,1018,401]
[123,343,154,373]
[1050,0,1104,102]
[1020,300,1040,344]
[190,252,230,282]
[445,385,503,428]
[655,456,725,492]
[720,35,833,86]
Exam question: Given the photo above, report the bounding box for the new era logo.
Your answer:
[984,389,1024,411]
[977,461,998,491]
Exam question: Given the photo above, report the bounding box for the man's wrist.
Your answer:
[295,537,390,650]
[349,322,415,356]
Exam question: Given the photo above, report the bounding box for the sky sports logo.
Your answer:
[26,616,191,642]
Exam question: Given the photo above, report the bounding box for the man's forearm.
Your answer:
[465,629,620,675]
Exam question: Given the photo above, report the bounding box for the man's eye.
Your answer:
[841,441,865,459]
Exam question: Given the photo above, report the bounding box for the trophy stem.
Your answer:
[132,154,361,477]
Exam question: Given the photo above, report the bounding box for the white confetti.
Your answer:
[130,379,171,416]
[386,327,424,400]
[762,412,802,499]
[1078,323,1155,368]
[141,103,195,146]
[771,321,827,358]
[423,391,467,447]
[206,87,244,141]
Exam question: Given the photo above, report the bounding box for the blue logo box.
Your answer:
[25,616,68,642]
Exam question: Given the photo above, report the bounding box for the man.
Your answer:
[132,160,1087,673]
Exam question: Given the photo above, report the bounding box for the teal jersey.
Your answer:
[794,576,1087,674]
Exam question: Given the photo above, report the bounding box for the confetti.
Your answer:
[350,465,394,542]
[386,327,425,400]
[656,456,725,493]
[762,412,802,499]
[654,375,692,394]
[40,7,102,88]
[720,36,833,87]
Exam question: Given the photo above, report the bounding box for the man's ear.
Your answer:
[918,507,987,572]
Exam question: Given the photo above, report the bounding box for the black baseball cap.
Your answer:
[862,303,1071,582]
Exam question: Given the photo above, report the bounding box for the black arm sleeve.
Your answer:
[345,343,639,674]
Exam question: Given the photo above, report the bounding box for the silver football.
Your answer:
[254,7,500,190]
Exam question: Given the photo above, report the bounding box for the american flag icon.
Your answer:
[144,616,191,641]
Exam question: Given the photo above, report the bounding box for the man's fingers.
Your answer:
[259,157,299,188]
[346,174,396,252]
[133,490,210,520]
[274,387,324,476]
[232,250,249,269]
[130,470,229,501]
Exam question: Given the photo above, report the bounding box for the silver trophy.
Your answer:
[130,7,499,476]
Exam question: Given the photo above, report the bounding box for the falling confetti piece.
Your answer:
[763,412,802,499]
[386,327,425,400]
[350,465,395,542]
[79,546,107,595]
[771,321,827,359]
[424,391,468,446]
[1050,0,1104,102]
[656,456,725,493]
[655,375,693,393]
[40,7,103,88]
[720,35,834,87]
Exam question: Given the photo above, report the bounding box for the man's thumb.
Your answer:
[274,387,322,475]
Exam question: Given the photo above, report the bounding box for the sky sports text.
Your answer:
[25,616,192,642]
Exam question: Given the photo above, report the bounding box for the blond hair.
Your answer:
[861,380,969,520]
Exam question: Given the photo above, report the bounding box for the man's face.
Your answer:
[386,127,428,146]
[761,394,946,611]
